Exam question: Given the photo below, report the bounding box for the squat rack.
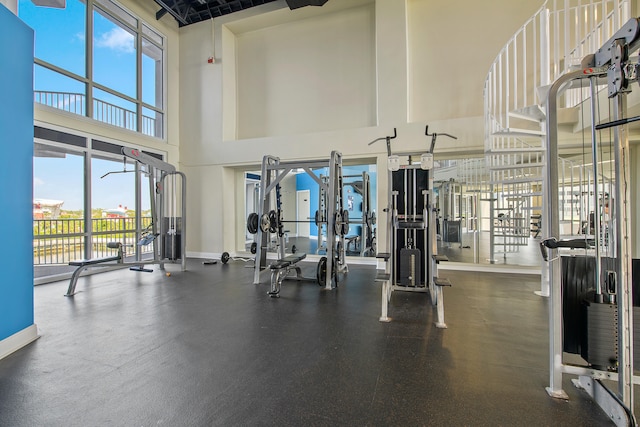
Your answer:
[253,151,346,290]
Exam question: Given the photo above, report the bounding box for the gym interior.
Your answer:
[2,0,640,425]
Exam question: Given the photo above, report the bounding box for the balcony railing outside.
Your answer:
[34,90,161,138]
[34,216,154,265]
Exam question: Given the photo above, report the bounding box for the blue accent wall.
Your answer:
[0,5,34,341]
[296,169,324,236]
[296,165,377,237]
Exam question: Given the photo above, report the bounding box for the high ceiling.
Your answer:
[153,0,328,27]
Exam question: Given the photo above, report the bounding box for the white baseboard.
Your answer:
[0,324,39,360]
[438,262,541,275]
[186,251,218,260]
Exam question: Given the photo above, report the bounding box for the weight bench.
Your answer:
[66,242,124,296]
[345,235,361,253]
[268,253,308,298]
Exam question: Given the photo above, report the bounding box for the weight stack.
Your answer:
[581,300,618,371]
[399,248,421,287]
[633,306,640,374]
[162,217,182,260]
[163,233,181,260]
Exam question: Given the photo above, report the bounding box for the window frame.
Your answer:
[25,0,166,140]
[33,122,167,284]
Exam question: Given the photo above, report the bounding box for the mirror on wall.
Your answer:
[432,157,542,267]
[241,163,378,258]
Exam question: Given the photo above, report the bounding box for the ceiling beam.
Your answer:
[154,0,189,25]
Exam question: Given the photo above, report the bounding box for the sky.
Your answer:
[33,153,150,211]
[19,0,158,211]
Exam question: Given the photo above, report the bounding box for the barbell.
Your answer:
[247,209,351,236]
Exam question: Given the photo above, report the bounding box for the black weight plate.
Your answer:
[268,210,278,233]
[247,213,259,234]
[342,209,349,235]
[317,256,327,286]
[221,252,230,264]
[250,242,257,254]
[333,211,342,235]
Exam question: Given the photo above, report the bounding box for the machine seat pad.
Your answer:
[69,256,121,267]
[434,277,452,287]
[270,253,307,270]
[375,272,391,282]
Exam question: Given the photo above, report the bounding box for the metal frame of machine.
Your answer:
[371,127,456,327]
[543,18,640,425]
[65,146,187,296]
[253,151,347,290]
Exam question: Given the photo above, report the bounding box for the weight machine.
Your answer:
[121,146,187,272]
[252,151,348,291]
[342,172,376,256]
[542,18,639,425]
[65,146,187,296]
[370,127,456,327]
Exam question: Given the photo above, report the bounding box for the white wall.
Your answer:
[236,3,376,138]
[178,0,550,257]
[407,0,540,122]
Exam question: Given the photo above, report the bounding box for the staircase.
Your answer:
[483,0,630,262]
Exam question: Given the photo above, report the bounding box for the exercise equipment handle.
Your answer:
[538,237,594,261]
[425,125,457,140]
[425,125,457,154]
[595,114,640,130]
[367,128,397,156]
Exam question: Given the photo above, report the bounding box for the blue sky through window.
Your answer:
[23,0,161,212]
[19,0,157,106]
[18,0,86,78]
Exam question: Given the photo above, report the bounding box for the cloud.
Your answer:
[34,177,44,186]
[95,27,134,53]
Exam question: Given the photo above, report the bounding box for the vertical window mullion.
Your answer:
[137,22,143,134]
[86,0,94,121]
[84,150,92,260]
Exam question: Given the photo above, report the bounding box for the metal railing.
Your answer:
[34,90,161,138]
[482,0,629,259]
[33,216,154,265]
[93,98,137,132]
[484,0,630,142]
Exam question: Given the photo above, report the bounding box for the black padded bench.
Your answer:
[270,253,306,270]
[268,253,307,297]
[66,242,124,296]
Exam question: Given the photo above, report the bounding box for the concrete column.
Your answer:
[375,0,408,126]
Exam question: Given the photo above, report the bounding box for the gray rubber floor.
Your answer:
[0,258,627,426]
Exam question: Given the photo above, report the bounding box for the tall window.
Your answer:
[20,0,165,139]
[33,129,164,282]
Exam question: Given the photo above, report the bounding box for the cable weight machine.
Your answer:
[65,147,187,296]
[542,18,640,425]
[121,146,187,272]
[370,127,456,327]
